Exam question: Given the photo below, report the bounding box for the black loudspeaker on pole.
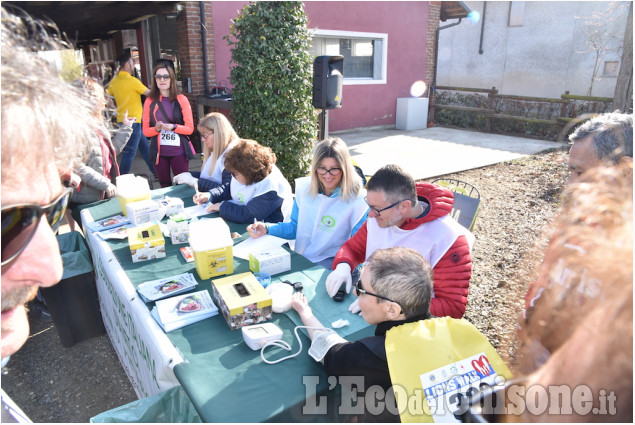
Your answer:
[313,55,343,140]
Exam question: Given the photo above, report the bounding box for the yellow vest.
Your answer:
[385,317,512,423]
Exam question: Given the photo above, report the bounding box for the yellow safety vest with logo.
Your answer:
[385,317,512,423]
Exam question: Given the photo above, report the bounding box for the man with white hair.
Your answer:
[1,7,95,421]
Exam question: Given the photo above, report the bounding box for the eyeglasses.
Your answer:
[354,278,398,304]
[155,74,170,80]
[364,197,407,216]
[1,187,73,266]
[316,166,342,176]
[201,132,214,139]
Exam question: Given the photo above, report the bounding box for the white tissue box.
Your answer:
[158,197,184,216]
[249,246,291,276]
[126,199,164,226]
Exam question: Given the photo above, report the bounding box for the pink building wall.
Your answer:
[211,1,430,131]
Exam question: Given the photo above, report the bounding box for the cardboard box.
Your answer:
[211,272,273,330]
[189,218,234,279]
[249,246,291,276]
[127,223,166,262]
[126,199,164,226]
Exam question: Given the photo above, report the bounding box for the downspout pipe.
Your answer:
[200,1,210,97]
[479,2,487,54]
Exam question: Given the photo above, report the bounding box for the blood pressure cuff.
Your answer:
[385,317,512,423]
[308,329,347,363]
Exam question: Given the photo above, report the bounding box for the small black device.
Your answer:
[333,289,346,302]
[282,280,303,292]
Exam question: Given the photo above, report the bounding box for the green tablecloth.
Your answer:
[85,184,373,422]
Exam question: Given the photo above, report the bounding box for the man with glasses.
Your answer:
[325,164,474,318]
[295,247,432,422]
[107,52,155,176]
[1,7,97,421]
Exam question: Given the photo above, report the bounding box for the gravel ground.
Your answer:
[1,146,570,422]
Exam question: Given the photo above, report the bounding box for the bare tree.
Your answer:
[613,2,633,112]
[576,2,629,96]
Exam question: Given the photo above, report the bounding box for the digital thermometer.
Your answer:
[242,322,284,350]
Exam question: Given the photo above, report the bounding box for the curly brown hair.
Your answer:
[223,139,276,185]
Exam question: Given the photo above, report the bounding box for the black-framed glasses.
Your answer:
[364,197,407,216]
[316,166,342,176]
[354,278,398,304]
[1,187,72,266]
[155,74,170,80]
[201,131,214,139]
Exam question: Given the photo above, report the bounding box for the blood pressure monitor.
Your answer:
[242,322,284,350]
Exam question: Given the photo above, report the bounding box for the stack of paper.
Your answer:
[151,290,218,333]
[137,273,198,303]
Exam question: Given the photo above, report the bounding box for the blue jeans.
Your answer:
[119,122,155,175]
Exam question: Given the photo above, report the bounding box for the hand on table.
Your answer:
[325,263,352,298]
[206,202,221,213]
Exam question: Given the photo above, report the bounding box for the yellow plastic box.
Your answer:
[116,174,151,216]
[211,272,273,330]
[189,218,234,280]
[118,192,151,217]
[193,245,234,279]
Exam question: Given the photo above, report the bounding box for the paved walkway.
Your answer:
[334,127,564,180]
[128,127,565,183]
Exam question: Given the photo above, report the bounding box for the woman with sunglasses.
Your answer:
[193,139,293,224]
[247,138,368,269]
[173,112,239,192]
[65,77,134,226]
[142,63,195,187]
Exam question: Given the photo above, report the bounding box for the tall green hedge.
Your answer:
[226,1,317,185]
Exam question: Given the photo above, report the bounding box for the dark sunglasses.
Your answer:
[155,74,170,80]
[1,187,72,266]
[354,278,398,304]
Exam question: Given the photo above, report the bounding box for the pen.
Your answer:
[253,217,258,234]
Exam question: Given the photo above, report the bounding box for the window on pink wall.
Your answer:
[311,29,387,85]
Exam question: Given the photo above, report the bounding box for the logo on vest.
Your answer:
[471,355,493,377]
[236,193,245,204]
[320,215,336,228]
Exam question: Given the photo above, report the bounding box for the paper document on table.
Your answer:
[233,235,289,260]
[183,204,210,218]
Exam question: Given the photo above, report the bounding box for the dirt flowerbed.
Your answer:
[423,147,570,366]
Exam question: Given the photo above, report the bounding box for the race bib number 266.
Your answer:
[160,130,180,147]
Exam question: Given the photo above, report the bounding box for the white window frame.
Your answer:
[311,29,388,85]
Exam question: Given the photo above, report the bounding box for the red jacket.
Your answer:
[333,182,473,318]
